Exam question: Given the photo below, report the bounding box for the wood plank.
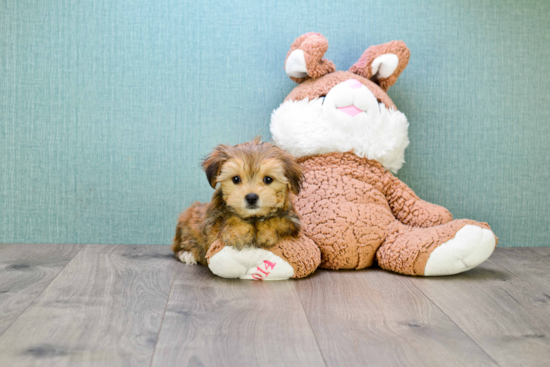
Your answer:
[411,249,550,367]
[295,269,497,367]
[0,244,179,367]
[531,246,550,265]
[151,265,326,367]
[0,244,83,337]
[490,248,550,292]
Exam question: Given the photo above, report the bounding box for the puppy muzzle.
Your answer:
[245,193,259,208]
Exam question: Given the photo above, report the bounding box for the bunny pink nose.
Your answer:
[346,79,362,89]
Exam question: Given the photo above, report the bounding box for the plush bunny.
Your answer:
[270,33,497,276]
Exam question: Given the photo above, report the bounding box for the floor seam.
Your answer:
[407,278,502,367]
[293,280,330,367]
[0,244,86,340]
[148,262,178,367]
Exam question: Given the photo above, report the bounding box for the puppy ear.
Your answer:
[349,41,410,92]
[283,158,303,195]
[285,32,336,83]
[202,145,229,189]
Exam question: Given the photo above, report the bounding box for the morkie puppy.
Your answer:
[171,137,303,265]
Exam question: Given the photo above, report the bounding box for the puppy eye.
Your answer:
[263,176,273,184]
[232,176,241,184]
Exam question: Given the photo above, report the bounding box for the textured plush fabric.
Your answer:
[296,152,493,274]
[206,233,321,279]
[377,220,492,275]
[284,71,396,109]
[205,239,226,259]
[275,33,498,276]
[271,93,409,172]
[349,41,410,92]
[285,33,336,83]
[270,233,321,278]
[1,0,549,246]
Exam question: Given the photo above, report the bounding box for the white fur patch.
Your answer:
[177,251,197,265]
[270,98,410,173]
[424,225,496,276]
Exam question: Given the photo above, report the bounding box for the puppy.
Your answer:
[171,137,303,265]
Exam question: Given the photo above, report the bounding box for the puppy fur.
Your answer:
[171,138,303,265]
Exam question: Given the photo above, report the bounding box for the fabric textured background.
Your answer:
[1,0,548,247]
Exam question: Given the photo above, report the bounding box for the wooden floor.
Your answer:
[0,245,549,367]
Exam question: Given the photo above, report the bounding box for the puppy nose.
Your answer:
[245,193,259,205]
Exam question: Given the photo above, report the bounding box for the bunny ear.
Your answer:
[285,33,336,83]
[349,41,410,91]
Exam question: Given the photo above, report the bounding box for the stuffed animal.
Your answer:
[206,235,320,280]
[270,32,497,276]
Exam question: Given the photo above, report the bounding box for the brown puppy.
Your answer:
[171,138,303,265]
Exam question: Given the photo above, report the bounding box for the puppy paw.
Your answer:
[221,222,255,250]
[256,227,278,248]
[176,250,197,265]
[255,217,299,248]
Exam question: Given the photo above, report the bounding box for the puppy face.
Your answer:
[218,157,289,218]
[202,138,302,218]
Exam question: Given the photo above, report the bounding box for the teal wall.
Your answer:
[1,0,549,246]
